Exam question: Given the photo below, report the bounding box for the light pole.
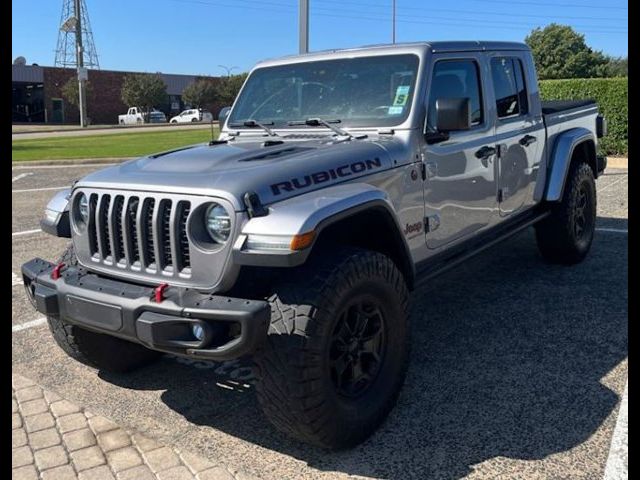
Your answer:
[217,65,239,77]
[74,0,88,127]
[392,0,396,44]
[299,0,309,53]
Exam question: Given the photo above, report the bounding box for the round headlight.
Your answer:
[77,193,89,224]
[205,203,231,244]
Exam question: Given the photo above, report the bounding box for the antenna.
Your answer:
[54,0,100,69]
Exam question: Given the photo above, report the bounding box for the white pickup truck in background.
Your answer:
[118,107,167,125]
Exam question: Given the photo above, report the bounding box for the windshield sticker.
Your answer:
[393,85,410,106]
[388,106,404,115]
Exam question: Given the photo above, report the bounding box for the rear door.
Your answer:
[487,54,545,216]
[421,53,498,249]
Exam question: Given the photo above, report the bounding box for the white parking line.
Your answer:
[12,273,23,287]
[12,318,47,333]
[599,175,628,192]
[12,172,33,183]
[12,229,42,237]
[12,163,116,170]
[603,381,628,480]
[13,186,69,193]
[596,228,628,234]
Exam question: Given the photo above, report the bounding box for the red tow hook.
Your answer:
[154,283,169,303]
[51,263,66,280]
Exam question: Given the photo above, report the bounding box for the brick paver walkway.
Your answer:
[12,374,259,480]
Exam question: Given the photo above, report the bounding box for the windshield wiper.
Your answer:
[229,119,280,137]
[287,118,352,138]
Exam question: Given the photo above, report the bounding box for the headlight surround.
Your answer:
[78,193,89,224]
[205,203,231,244]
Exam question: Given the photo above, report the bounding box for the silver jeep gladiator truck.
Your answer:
[23,41,607,449]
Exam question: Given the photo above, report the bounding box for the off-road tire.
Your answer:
[535,161,596,264]
[254,247,410,449]
[47,244,162,373]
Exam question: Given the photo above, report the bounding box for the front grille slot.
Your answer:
[177,202,191,270]
[85,192,194,278]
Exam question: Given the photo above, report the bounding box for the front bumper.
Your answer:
[21,258,270,361]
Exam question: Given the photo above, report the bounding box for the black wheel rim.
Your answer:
[329,297,386,398]
[574,183,594,241]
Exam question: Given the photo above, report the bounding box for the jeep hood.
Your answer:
[76,137,400,210]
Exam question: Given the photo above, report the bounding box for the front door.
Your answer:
[422,54,498,249]
[488,54,545,216]
[51,98,64,123]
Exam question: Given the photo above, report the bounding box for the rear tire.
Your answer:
[535,161,596,264]
[47,245,162,373]
[254,247,410,449]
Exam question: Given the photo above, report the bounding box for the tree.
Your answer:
[605,56,628,77]
[215,73,248,106]
[182,78,217,108]
[525,24,608,79]
[120,73,168,120]
[61,77,93,107]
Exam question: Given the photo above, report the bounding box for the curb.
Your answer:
[606,157,628,170]
[12,121,220,135]
[12,158,133,167]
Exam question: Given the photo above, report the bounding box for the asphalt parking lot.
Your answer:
[12,163,628,480]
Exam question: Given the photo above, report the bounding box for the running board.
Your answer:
[414,209,550,288]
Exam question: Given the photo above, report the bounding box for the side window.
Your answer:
[491,57,528,118]
[427,59,483,131]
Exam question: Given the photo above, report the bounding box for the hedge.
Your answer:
[539,77,628,156]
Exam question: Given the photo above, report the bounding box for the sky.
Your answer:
[12,0,628,76]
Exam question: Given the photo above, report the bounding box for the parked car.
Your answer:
[169,108,214,123]
[118,107,167,125]
[24,41,607,450]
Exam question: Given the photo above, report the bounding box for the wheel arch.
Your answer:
[233,183,416,289]
[544,127,597,202]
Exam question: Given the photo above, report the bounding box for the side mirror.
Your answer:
[218,106,232,125]
[435,97,471,132]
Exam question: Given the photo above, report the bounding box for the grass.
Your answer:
[12,128,219,161]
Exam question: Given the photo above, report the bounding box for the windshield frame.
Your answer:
[225,51,424,132]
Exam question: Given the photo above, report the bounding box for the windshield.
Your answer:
[228,54,419,129]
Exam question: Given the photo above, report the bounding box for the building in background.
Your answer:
[12,63,221,124]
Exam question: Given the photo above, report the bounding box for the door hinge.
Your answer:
[498,188,509,202]
[420,162,426,181]
[425,214,440,233]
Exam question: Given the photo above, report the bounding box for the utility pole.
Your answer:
[74,0,87,127]
[392,0,396,44]
[299,0,309,53]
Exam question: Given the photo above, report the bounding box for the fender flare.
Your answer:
[233,183,413,275]
[40,188,72,238]
[544,127,596,202]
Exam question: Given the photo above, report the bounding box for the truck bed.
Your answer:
[541,99,595,115]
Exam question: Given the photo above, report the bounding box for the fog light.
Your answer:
[191,324,205,341]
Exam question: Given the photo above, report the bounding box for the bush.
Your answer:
[539,77,627,156]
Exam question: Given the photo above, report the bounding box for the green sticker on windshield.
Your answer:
[393,85,410,106]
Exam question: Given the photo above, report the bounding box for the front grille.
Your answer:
[86,193,191,275]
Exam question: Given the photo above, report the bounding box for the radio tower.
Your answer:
[54,0,100,69]
[54,0,99,126]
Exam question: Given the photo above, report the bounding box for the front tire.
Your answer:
[255,248,410,449]
[535,161,596,264]
[47,245,162,373]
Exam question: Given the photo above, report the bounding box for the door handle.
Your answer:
[475,146,497,160]
[519,135,537,147]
